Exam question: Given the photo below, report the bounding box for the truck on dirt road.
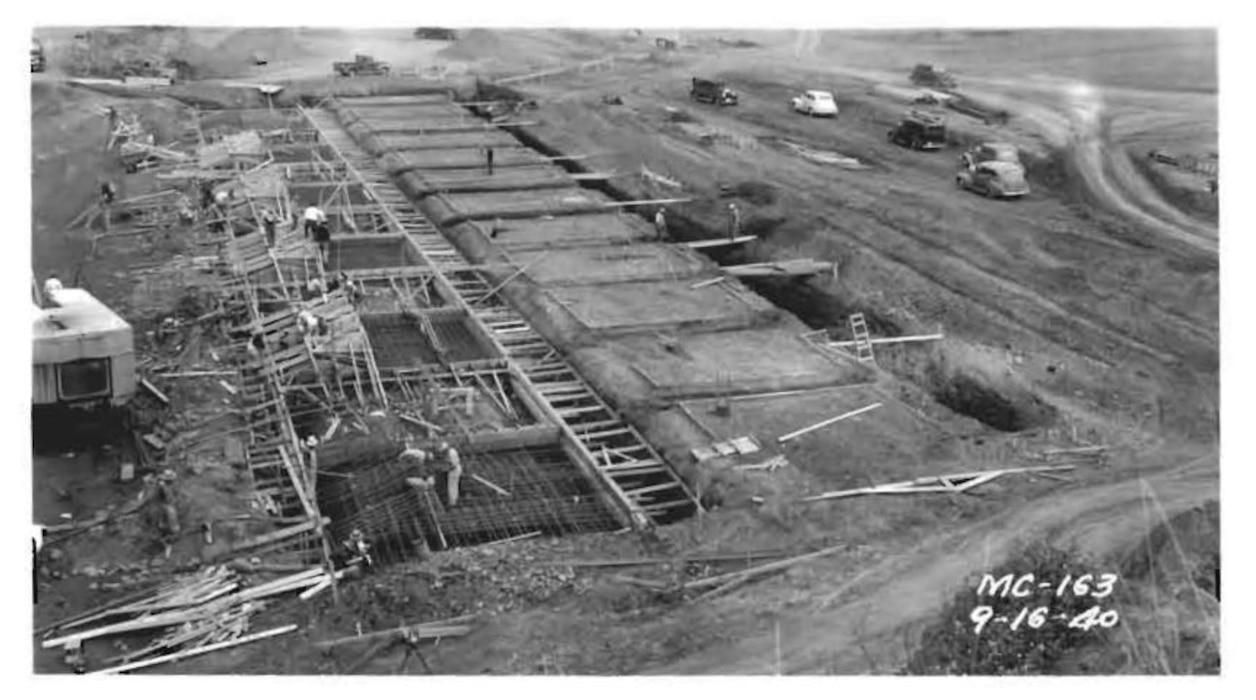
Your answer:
[690,77,738,106]
[334,54,390,78]
[888,110,947,150]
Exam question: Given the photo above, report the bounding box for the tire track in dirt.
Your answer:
[651,448,1218,674]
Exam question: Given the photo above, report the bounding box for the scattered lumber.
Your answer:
[777,402,882,444]
[800,464,1079,503]
[682,543,845,590]
[313,617,475,649]
[689,277,725,290]
[222,517,328,557]
[139,377,170,405]
[734,455,789,472]
[686,235,757,249]
[90,624,297,675]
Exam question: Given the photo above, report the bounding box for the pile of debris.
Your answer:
[39,564,335,674]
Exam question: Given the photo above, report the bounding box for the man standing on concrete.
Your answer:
[485,146,495,176]
[303,204,327,238]
[727,202,741,241]
[654,207,668,241]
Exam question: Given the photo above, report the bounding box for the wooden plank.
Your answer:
[777,402,882,444]
[90,625,297,675]
[681,544,845,590]
[139,377,170,405]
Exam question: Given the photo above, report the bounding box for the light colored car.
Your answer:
[963,142,1021,168]
[791,90,838,117]
[956,160,1030,199]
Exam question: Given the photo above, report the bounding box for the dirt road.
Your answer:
[652,447,1218,674]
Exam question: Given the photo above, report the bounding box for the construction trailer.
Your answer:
[32,287,136,408]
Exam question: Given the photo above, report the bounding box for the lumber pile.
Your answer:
[39,564,332,673]
[801,464,1080,503]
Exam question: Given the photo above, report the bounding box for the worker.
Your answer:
[399,439,431,470]
[260,208,278,247]
[199,182,216,211]
[490,217,503,239]
[303,205,327,238]
[177,195,196,225]
[43,276,63,297]
[214,189,230,208]
[297,309,320,336]
[485,145,495,176]
[440,442,463,507]
[100,180,117,206]
[727,202,741,241]
[246,332,265,362]
[305,275,326,300]
[313,220,332,263]
[343,527,372,568]
[654,207,668,241]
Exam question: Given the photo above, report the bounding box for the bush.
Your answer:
[903,543,1117,675]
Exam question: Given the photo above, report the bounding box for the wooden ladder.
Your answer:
[849,313,876,365]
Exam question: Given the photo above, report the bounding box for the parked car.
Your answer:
[888,110,947,150]
[963,142,1022,168]
[956,160,1030,199]
[790,90,838,117]
[690,77,738,106]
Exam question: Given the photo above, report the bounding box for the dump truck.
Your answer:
[910,63,957,89]
[31,38,46,73]
[888,110,947,150]
[690,77,738,106]
[33,284,136,409]
[334,54,391,78]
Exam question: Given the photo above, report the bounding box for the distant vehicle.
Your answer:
[888,110,947,150]
[656,37,678,51]
[690,77,738,106]
[334,54,390,78]
[33,284,136,409]
[414,27,457,41]
[31,38,46,73]
[253,52,268,66]
[956,160,1030,199]
[790,90,838,117]
[962,142,1022,168]
[910,63,957,89]
[947,93,1010,126]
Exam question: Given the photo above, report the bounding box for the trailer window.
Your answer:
[58,358,111,400]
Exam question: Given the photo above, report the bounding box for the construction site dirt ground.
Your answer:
[28,27,1219,675]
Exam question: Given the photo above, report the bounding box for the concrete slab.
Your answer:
[551,278,778,335]
[513,243,712,285]
[579,327,863,396]
[466,212,654,248]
